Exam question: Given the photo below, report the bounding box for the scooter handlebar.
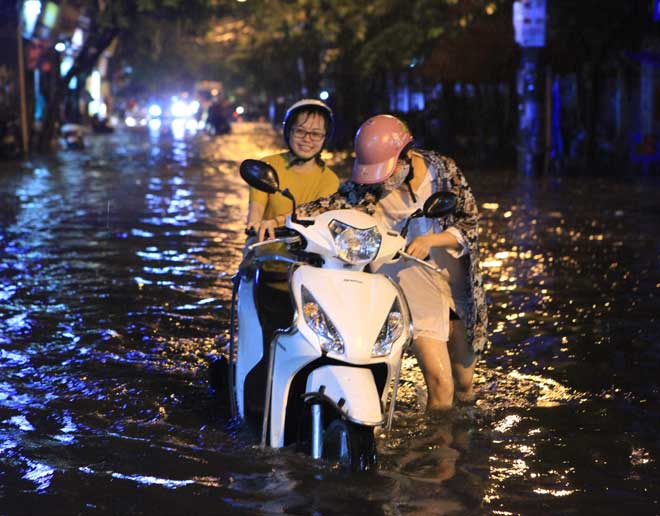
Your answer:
[397,251,441,273]
[246,235,302,253]
[245,226,298,238]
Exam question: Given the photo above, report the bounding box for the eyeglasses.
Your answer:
[292,126,326,142]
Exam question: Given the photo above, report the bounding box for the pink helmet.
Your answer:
[351,115,413,184]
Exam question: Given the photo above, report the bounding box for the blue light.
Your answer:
[319,90,329,101]
[171,101,189,118]
[148,104,162,117]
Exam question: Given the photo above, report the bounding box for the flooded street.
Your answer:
[1,122,659,515]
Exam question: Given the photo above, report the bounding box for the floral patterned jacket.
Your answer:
[295,149,489,354]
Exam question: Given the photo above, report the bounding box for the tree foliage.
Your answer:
[39,0,509,149]
[217,0,506,141]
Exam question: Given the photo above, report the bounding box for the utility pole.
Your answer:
[17,8,30,155]
[640,37,656,139]
[513,0,547,176]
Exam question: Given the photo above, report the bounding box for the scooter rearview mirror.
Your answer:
[239,159,300,223]
[240,159,280,194]
[423,191,457,218]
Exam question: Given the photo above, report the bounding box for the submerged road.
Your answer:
[0,122,659,515]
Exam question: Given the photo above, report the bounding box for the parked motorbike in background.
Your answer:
[212,159,456,471]
[60,123,86,150]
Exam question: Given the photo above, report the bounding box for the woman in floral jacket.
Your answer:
[264,115,488,412]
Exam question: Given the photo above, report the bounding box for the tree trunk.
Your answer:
[444,81,457,154]
[585,61,600,170]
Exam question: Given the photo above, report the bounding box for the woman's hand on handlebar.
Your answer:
[259,219,279,242]
[246,218,280,242]
[405,235,433,259]
[405,231,461,260]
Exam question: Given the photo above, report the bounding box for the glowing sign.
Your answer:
[513,0,546,48]
[41,2,59,29]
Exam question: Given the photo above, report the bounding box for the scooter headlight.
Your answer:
[372,299,404,357]
[301,285,344,354]
[328,220,381,265]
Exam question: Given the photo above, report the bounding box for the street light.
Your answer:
[22,0,42,38]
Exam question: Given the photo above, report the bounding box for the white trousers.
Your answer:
[381,261,466,343]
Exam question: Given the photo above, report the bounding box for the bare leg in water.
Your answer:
[448,320,476,403]
[413,336,454,412]
[413,321,477,412]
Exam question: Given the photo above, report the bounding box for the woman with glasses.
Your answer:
[247,99,340,241]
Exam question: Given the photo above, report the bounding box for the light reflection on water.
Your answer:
[0,123,658,514]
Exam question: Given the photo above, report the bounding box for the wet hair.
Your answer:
[287,154,327,169]
[399,142,416,202]
[288,107,331,137]
[399,142,415,165]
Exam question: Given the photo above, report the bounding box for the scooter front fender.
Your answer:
[305,365,383,426]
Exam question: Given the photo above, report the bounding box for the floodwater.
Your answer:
[0,122,658,515]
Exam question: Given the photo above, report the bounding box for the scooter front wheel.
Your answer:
[323,419,377,472]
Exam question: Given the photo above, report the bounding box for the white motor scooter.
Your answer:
[219,159,456,471]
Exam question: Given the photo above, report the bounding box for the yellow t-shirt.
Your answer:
[249,153,340,220]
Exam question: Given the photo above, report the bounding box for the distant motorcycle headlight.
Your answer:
[372,299,405,357]
[301,285,344,354]
[148,104,162,117]
[328,220,381,265]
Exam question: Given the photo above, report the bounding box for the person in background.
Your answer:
[246,99,339,241]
